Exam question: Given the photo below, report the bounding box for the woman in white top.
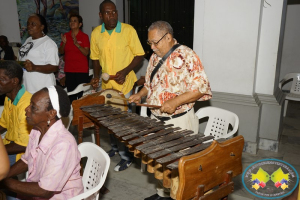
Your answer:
[19,14,59,94]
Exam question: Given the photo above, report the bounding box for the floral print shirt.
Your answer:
[144,42,212,117]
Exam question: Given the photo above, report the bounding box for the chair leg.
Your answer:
[283,100,288,117]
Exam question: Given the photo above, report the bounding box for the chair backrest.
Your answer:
[69,142,110,200]
[195,107,239,139]
[67,83,92,96]
[279,73,300,94]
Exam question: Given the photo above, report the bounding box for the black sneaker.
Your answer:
[107,149,118,157]
[114,159,132,171]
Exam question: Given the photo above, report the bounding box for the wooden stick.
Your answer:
[106,95,161,109]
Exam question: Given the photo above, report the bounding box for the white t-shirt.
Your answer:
[19,35,59,94]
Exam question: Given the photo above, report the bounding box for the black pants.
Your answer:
[65,72,90,103]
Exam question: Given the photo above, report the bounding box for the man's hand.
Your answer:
[160,98,179,114]
[129,93,142,104]
[91,77,100,90]
[115,68,128,84]
[24,60,35,72]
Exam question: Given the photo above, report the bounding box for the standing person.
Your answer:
[90,0,144,171]
[0,35,15,61]
[0,61,32,167]
[59,14,90,102]
[0,86,83,199]
[129,21,212,200]
[19,13,59,94]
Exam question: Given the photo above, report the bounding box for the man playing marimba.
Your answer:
[129,21,212,200]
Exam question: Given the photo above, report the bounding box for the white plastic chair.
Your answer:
[67,83,92,96]
[196,107,239,139]
[278,73,300,116]
[69,142,110,200]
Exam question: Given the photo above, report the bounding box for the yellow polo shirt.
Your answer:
[90,21,145,95]
[0,85,32,161]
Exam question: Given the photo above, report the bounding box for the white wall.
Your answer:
[194,0,261,95]
[255,0,286,95]
[0,0,21,43]
[79,0,103,38]
[279,4,300,82]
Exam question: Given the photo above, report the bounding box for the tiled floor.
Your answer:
[71,101,300,200]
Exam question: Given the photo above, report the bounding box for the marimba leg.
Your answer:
[94,123,100,146]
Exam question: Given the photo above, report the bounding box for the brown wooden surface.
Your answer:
[72,95,105,126]
[176,135,244,200]
[80,104,243,200]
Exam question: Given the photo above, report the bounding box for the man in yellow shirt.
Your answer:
[0,61,32,166]
[90,0,144,171]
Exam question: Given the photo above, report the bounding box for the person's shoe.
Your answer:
[144,194,173,200]
[114,159,132,171]
[107,149,118,157]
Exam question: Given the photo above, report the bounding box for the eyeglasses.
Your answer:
[147,32,168,46]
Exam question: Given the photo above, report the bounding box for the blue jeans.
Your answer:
[109,90,133,161]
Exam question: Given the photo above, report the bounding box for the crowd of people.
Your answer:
[1,0,299,200]
[2,0,275,199]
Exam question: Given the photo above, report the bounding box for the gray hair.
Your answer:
[148,21,173,37]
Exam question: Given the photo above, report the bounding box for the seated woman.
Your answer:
[0,86,83,199]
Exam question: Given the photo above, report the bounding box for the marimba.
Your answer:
[79,103,244,200]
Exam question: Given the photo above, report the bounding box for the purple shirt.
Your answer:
[21,120,83,200]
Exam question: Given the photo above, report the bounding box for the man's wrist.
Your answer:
[77,45,81,49]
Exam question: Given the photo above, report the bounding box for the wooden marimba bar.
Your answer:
[81,103,244,200]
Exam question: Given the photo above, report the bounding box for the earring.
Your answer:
[47,120,50,126]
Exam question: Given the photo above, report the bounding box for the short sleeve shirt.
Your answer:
[61,30,90,73]
[0,85,32,161]
[21,120,83,200]
[90,21,145,95]
[19,36,59,94]
[144,42,212,117]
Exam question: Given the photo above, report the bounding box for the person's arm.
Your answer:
[115,55,144,84]
[161,91,204,114]
[0,139,9,180]
[2,179,54,199]
[129,87,148,103]
[76,46,89,57]
[23,61,58,74]
[59,33,66,55]
[90,59,102,89]
[5,143,26,155]
[0,125,7,135]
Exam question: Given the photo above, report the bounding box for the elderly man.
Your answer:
[0,61,32,166]
[90,0,144,171]
[129,21,212,200]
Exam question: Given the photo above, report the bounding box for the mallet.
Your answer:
[106,93,161,109]
[82,73,118,86]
